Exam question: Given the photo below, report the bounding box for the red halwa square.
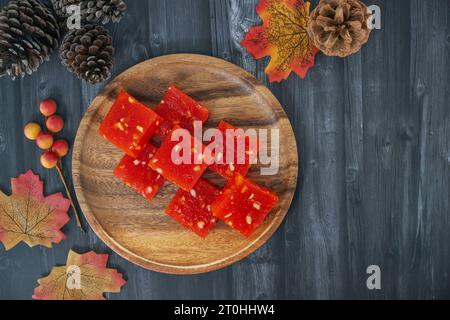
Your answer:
[99,90,163,157]
[155,85,209,136]
[165,179,220,238]
[211,174,279,237]
[208,120,256,179]
[114,143,165,201]
[148,128,208,191]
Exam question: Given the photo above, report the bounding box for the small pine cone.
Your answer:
[0,0,60,79]
[59,24,114,84]
[51,0,127,25]
[308,0,372,57]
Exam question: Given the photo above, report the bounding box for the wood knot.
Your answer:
[346,167,358,183]
[151,33,162,47]
[401,124,414,142]
[382,136,391,148]
[309,159,318,168]
[415,80,426,98]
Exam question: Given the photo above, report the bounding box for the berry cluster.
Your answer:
[24,99,69,169]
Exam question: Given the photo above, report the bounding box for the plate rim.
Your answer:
[72,53,298,274]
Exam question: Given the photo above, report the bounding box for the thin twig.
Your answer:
[55,161,84,232]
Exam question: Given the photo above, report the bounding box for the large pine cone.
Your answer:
[51,0,126,25]
[308,0,372,57]
[0,0,60,79]
[59,24,114,84]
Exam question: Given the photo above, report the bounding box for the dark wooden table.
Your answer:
[1,0,449,300]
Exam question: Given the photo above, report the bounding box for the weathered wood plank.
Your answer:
[409,0,450,299]
[352,0,414,299]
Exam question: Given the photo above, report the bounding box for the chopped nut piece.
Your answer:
[114,122,125,131]
[145,186,153,194]
[197,221,205,229]
[253,202,261,210]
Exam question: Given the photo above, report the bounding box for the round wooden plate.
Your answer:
[72,54,298,274]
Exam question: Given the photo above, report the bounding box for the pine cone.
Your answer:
[59,24,114,84]
[308,0,372,57]
[51,0,126,25]
[0,0,60,79]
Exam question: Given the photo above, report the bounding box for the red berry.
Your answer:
[46,115,64,133]
[52,139,69,158]
[40,99,57,117]
[36,132,54,150]
[24,122,42,140]
[40,151,59,169]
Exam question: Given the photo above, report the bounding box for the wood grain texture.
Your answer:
[72,54,298,274]
[1,0,450,299]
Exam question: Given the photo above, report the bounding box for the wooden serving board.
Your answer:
[72,54,298,274]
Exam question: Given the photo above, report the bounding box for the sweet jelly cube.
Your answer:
[99,90,163,157]
[165,179,220,238]
[149,128,208,191]
[208,120,257,179]
[154,85,210,136]
[211,174,279,237]
[114,143,165,201]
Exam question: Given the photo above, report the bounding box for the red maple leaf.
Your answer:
[241,0,319,82]
[0,170,70,250]
[33,250,127,300]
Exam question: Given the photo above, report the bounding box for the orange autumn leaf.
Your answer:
[0,170,70,250]
[33,250,126,300]
[241,0,319,82]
